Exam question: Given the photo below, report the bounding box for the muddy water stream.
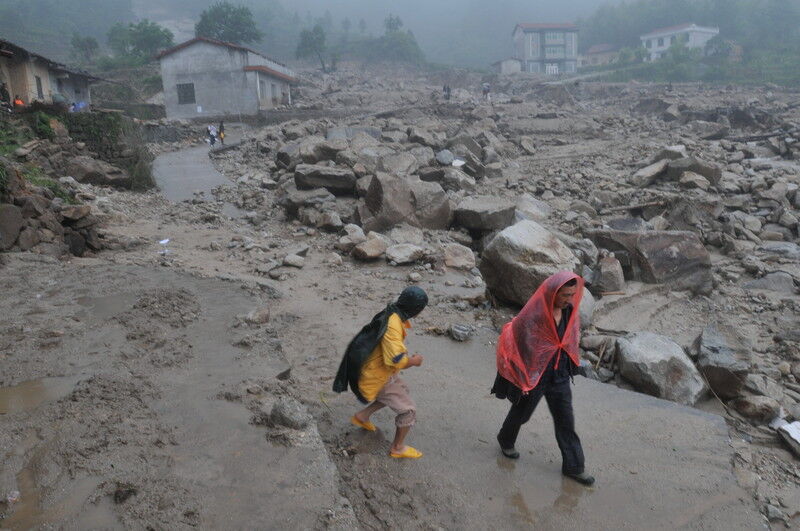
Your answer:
[152,124,245,217]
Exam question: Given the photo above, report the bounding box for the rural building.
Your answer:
[579,44,619,68]
[0,39,99,106]
[493,58,522,75]
[157,37,297,121]
[512,23,579,75]
[640,23,720,62]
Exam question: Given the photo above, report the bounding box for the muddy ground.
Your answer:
[3,71,799,529]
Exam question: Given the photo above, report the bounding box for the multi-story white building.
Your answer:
[640,23,720,62]
[512,23,579,75]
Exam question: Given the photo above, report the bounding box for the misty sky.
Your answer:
[283,0,618,63]
[135,0,619,66]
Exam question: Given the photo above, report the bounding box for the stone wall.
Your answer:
[65,111,154,190]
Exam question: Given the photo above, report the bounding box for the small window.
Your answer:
[646,39,653,49]
[35,76,43,99]
[177,83,195,104]
[671,35,676,44]
[57,79,64,93]
[658,37,664,46]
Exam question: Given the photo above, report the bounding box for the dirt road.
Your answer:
[0,135,766,529]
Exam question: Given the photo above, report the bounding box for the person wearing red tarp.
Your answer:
[491,270,595,486]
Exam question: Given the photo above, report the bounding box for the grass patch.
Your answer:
[0,118,32,156]
[0,164,8,196]
[22,165,75,204]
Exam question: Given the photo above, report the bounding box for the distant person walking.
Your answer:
[333,287,428,459]
[491,271,595,486]
[218,121,225,145]
[207,124,218,146]
[482,82,491,103]
[13,95,24,109]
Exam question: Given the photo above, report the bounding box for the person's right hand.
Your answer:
[408,354,424,367]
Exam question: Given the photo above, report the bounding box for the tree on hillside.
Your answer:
[71,34,99,63]
[384,14,403,34]
[296,25,328,72]
[128,20,174,58]
[358,18,367,34]
[107,22,133,57]
[195,2,263,45]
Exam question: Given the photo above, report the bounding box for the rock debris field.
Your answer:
[1,65,799,528]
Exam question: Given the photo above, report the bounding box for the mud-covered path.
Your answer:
[275,254,765,529]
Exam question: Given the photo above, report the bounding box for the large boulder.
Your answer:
[665,157,722,185]
[454,196,515,232]
[67,156,131,188]
[0,203,23,250]
[730,395,780,424]
[588,230,712,294]
[443,243,476,270]
[694,325,749,400]
[294,164,357,196]
[358,173,452,232]
[480,220,579,306]
[617,332,707,406]
[379,152,419,176]
[631,159,669,187]
[326,126,381,142]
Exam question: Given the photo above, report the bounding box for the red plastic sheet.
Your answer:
[496,271,584,392]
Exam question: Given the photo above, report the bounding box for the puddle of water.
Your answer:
[510,491,537,525]
[0,377,80,415]
[552,477,589,512]
[76,293,137,319]
[1,463,119,530]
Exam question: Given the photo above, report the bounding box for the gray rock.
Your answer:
[282,186,336,216]
[579,288,595,329]
[326,126,381,142]
[67,156,130,188]
[744,374,784,402]
[358,173,452,232]
[389,224,424,245]
[435,149,455,166]
[335,224,367,252]
[283,254,305,268]
[443,243,476,270]
[294,164,357,196]
[588,230,712,295]
[0,203,23,250]
[449,324,474,342]
[744,272,795,292]
[694,325,749,399]
[730,395,779,424]
[515,194,552,222]
[759,242,800,260]
[352,238,387,261]
[631,159,669,187]
[379,152,419,176]
[479,220,578,306]
[665,157,722,185]
[386,244,425,265]
[617,332,707,406]
[596,256,625,292]
[441,167,476,192]
[454,196,515,231]
[270,397,312,429]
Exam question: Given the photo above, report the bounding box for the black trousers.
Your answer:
[497,379,585,475]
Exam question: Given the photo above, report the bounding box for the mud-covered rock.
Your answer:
[0,203,23,250]
[480,220,578,306]
[454,196,515,232]
[617,332,707,406]
[294,164,357,196]
[694,325,749,399]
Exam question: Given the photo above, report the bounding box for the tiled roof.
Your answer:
[243,65,297,83]
[156,37,287,67]
[0,39,103,81]
[640,23,718,38]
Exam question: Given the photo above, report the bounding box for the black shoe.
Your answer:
[497,434,520,459]
[564,471,595,486]
[501,447,520,459]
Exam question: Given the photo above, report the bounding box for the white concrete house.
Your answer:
[640,23,720,62]
[157,37,297,120]
[512,23,579,75]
